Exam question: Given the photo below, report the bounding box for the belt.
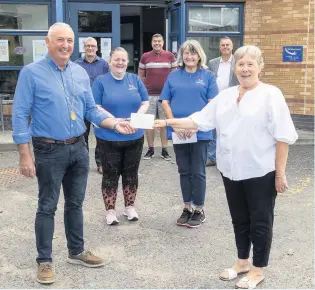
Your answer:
[32,135,82,145]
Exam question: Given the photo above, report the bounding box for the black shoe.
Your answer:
[186,209,206,228]
[176,208,193,226]
[206,160,216,167]
[143,149,154,160]
[161,149,171,161]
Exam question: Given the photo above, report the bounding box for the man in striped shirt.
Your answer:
[138,33,177,160]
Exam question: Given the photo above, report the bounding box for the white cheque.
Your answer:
[130,113,155,129]
[172,132,197,144]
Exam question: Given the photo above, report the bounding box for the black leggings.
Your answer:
[97,136,144,210]
[221,171,277,267]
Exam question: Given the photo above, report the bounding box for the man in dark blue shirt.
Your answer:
[75,37,109,174]
[12,22,135,285]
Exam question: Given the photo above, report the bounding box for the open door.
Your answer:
[68,2,120,61]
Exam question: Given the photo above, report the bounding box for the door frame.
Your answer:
[67,2,120,61]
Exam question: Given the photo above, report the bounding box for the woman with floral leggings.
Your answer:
[92,47,149,225]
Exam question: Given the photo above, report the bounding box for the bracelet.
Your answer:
[112,121,120,133]
[165,119,168,127]
[276,174,286,178]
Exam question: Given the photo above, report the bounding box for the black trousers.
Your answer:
[84,119,101,167]
[221,171,277,267]
[97,136,144,210]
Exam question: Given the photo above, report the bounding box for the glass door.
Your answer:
[68,2,120,61]
[168,1,182,56]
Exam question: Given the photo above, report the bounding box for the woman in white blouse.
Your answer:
[155,45,298,289]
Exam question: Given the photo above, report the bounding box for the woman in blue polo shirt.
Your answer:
[160,40,219,228]
[92,47,149,225]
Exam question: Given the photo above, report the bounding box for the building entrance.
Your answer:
[68,2,166,73]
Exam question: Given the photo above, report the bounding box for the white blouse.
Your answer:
[190,83,298,181]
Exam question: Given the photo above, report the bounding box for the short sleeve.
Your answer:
[206,71,219,100]
[136,75,149,101]
[92,76,104,105]
[189,97,217,131]
[139,54,146,70]
[159,76,172,102]
[267,86,298,145]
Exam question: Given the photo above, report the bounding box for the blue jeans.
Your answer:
[33,137,89,264]
[207,130,216,161]
[173,140,208,207]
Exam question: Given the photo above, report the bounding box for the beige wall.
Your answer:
[244,0,314,115]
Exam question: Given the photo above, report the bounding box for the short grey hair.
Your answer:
[47,22,73,39]
[234,45,264,69]
[83,37,97,45]
[176,40,207,69]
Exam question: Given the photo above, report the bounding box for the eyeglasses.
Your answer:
[84,45,97,48]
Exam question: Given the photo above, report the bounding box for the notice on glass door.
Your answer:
[172,41,178,53]
[79,37,85,53]
[101,38,111,61]
[33,40,47,62]
[0,40,9,62]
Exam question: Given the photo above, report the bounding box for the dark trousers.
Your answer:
[84,119,101,167]
[221,171,277,267]
[97,136,144,210]
[33,138,89,264]
[173,140,208,207]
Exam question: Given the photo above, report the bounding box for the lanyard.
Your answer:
[46,59,77,120]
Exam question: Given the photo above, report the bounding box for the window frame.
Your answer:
[185,2,244,47]
[0,0,51,70]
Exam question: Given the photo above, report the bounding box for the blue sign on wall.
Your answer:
[283,46,303,62]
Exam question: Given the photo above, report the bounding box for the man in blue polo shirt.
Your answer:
[75,37,109,174]
[12,22,134,285]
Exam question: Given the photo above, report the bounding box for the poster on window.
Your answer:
[32,40,47,62]
[79,37,85,53]
[100,38,111,61]
[0,40,9,62]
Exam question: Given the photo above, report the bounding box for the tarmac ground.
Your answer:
[0,133,313,289]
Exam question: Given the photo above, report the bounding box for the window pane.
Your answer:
[188,7,239,32]
[0,70,18,98]
[78,11,112,33]
[0,35,46,66]
[170,9,178,33]
[187,36,241,61]
[0,4,48,30]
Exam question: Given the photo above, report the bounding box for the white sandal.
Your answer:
[219,268,249,281]
[235,276,265,289]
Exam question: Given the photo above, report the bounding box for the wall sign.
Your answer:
[282,46,303,62]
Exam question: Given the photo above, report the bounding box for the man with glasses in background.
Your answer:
[75,37,109,174]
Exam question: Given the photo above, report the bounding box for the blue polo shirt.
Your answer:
[92,72,149,141]
[12,55,108,144]
[159,68,218,140]
[75,56,109,86]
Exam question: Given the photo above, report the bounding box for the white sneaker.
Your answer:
[123,206,139,221]
[106,210,119,225]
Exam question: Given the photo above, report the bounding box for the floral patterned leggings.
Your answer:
[97,136,144,210]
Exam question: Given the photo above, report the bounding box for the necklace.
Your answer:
[46,59,77,120]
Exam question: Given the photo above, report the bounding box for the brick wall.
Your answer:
[244,0,314,120]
